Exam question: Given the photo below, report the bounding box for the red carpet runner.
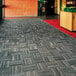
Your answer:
[44,19,76,39]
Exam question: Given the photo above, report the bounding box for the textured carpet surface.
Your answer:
[0,18,76,76]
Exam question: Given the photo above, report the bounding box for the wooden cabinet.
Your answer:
[72,13,76,31]
[60,11,76,31]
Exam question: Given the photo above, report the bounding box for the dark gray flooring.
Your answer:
[39,15,60,20]
[0,18,76,76]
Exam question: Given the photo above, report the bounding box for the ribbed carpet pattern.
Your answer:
[0,18,76,76]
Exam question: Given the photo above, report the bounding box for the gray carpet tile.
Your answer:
[0,18,76,76]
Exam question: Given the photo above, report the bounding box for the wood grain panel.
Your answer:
[60,11,76,31]
[5,0,38,17]
[72,13,76,31]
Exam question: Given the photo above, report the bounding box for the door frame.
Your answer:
[0,0,2,19]
[2,0,5,18]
